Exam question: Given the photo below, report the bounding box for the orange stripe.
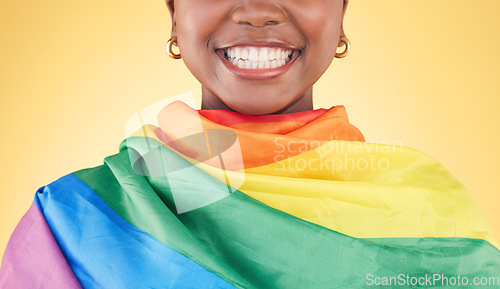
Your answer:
[156,101,365,169]
[198,107,365,168]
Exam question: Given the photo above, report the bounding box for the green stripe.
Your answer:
[73,149,251,289]
[74,137,500,288]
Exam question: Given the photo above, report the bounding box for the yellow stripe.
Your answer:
[128,125,498,248]
[199,140,499,249]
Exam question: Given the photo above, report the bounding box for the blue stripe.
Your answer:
[34,174,237,289]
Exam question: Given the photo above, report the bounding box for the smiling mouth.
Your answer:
[220,46,298,69]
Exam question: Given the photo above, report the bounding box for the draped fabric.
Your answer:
[1,101,499,288]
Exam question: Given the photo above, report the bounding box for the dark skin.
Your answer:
[166,0,349,115]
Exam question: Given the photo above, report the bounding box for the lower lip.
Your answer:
[216,50,300,80]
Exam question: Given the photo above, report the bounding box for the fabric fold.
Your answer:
[1,101,499,288]
[0,203,82,289]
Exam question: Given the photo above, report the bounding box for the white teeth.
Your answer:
[235,47,242,60]
[248,48,258,62]
[258,48,269,62]
[241,49,249,60]
[237,59,245,69]
[224,46,295,69]
[269,49,276,60]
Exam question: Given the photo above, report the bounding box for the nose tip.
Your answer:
[230,2,287,27]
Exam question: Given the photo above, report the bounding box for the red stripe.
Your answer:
[198,107,328,127]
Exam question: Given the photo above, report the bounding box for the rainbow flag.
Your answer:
[1,101,499,288]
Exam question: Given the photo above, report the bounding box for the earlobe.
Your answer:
[339,0,349,46]
[343,0,349,15]
[338,25,346,47]
[166,0,177,36]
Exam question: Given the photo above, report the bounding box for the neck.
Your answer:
[200,87,314,115]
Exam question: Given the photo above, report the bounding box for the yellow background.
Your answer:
[1,0,499,262]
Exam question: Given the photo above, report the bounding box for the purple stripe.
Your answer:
[0,203,82,289]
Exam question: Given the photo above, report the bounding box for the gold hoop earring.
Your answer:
[166,37,181,59]
[335,36,350,59]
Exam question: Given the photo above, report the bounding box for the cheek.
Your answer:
[177,2,225,39]
[174,3,230,83]
[295,1,343,57]
[176,6,211,57]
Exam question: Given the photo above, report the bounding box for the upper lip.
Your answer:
[216,38,302,51]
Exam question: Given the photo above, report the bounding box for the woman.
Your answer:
[1,0,499,288]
